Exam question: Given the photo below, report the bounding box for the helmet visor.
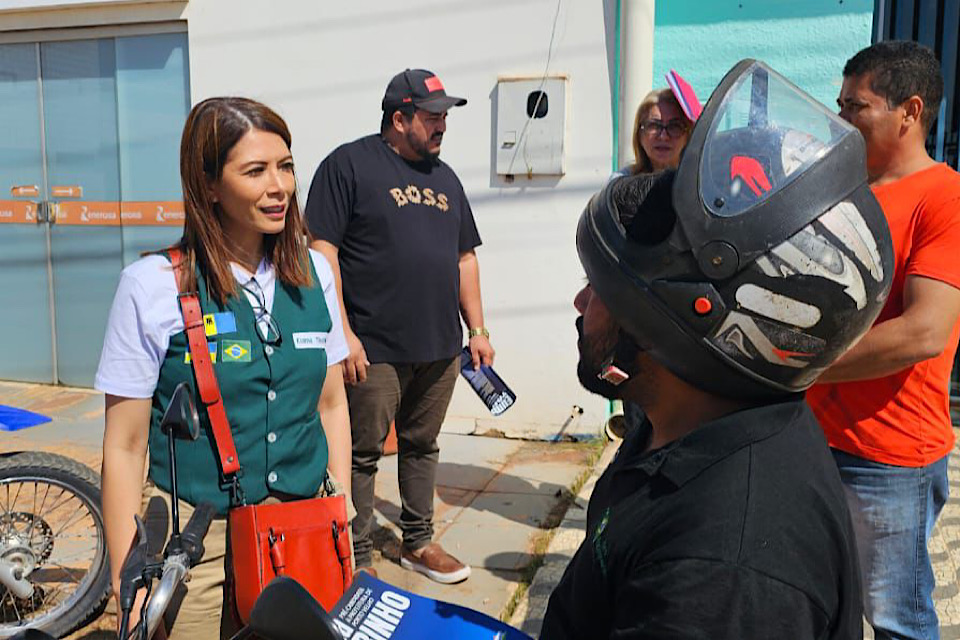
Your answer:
[700,62,856,218]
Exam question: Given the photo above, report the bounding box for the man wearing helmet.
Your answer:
[808,40,960,639]
[541,61,894,638]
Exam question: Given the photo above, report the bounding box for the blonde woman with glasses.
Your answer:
[619,87,694,176]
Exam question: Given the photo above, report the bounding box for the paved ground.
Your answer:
[508,441,618,636]
[7,379,960,639]
[0,381,600,638]
[927,438,960,639]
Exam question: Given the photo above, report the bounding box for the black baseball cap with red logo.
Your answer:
[381,69,467,114]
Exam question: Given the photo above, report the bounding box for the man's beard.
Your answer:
[406,130,442,165]
[575,316,625,400]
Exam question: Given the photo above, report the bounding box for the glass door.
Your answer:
[115,33,190,264]
[0,43,54,383]
[0,31,188,387]
[42,38,124,387]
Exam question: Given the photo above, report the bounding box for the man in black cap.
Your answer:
[305,69,494,584]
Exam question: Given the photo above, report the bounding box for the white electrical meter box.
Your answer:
[495,75,568,176]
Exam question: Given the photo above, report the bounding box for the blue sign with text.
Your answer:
[331,573,532,640]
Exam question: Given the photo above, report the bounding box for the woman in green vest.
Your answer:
[97,97,352,638]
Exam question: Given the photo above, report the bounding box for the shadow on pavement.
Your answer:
[483,551,573,582]
[372,462,569,529]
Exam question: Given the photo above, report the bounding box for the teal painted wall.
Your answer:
[653,0,874,112]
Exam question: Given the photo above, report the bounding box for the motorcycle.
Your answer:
[11,575,343,640]
[0,427,111,637]
[114,386,529,640]
[117,383,215,640]
[6,383,320,640]
[231,576,342,640]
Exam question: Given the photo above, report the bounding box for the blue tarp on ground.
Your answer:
[0,405,52,431]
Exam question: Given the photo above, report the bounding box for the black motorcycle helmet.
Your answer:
[578,60,894,400]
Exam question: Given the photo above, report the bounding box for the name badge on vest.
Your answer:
[292,332,328,350]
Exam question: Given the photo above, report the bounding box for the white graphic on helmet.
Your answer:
[713,311,823,369]
[765,226,868,310]
[735,283,822,328]
[721,325,752,360]
[755,254,788,278]
[818,201,884,282]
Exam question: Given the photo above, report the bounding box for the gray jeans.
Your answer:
[347,357,459,567]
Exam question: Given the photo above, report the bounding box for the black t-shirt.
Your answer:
[541,398,862,639]
[304,134,481,363]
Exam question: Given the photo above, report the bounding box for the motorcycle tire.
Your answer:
[0,452,111,639]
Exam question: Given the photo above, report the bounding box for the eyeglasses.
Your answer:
[241,280,282,345]
[640,120,688,139]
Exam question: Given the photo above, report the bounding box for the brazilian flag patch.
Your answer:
[222,340,252,363]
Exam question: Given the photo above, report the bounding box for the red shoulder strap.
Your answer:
[169,248,242,477]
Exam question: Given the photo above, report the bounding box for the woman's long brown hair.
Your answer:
[172,97,311,304]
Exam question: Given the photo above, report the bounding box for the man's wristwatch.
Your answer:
[468,327,490,339]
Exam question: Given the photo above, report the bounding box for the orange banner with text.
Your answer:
[120,201,186,226]
[0,201,186,226]
[54,201,184,226]
[55,201,121,226]
[0,201,38,224]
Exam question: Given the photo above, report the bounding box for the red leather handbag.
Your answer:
[170,249,353,622]
[228,496,352,618]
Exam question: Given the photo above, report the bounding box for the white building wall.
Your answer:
[186,0,618,438]
[1,0,621,438]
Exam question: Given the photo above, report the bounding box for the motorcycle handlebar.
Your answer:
[180,502,216,564]
[119,516,150,612]
[143,554,189,639]
[141,502,215,638]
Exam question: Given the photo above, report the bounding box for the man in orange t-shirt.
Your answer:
[808,40,960,640]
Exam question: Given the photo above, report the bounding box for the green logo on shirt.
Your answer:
[593,508,611,580]
[222,340,252,363]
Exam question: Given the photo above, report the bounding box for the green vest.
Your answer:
[149,259,330,514]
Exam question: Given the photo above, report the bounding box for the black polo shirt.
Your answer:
[541,398,861,639]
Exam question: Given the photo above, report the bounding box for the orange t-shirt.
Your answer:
[807,163,960,467]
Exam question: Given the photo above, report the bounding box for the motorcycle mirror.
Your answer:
[248,576,343,640]
[160,382,200,441]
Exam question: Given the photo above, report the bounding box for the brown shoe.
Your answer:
[355,566,378,579]
[400,542,471,584]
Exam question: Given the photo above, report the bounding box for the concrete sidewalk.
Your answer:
[925,434,960,639]
[0,381,603,638]
[362,431,600,619]
[507,440,617,636]
[7,379,960,638]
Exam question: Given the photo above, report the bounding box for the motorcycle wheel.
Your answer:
[0,452,111,639]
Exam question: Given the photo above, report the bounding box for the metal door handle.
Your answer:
[10,185,40,198]
[37,201,53,224]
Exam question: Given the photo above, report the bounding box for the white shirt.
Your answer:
[95,249,348,399]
